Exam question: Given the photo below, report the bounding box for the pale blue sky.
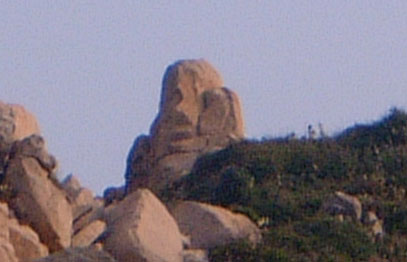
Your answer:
[2,1,407,194]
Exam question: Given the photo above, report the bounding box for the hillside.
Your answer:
[168,108,407,262]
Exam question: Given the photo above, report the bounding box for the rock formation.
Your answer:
[0,61,263,262]
[125,59,245,194]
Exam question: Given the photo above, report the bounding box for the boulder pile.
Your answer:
[0,60,261,262]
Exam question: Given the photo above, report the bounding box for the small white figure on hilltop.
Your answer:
[308,124,317,140]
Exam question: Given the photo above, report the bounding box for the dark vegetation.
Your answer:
[167,108,407,262]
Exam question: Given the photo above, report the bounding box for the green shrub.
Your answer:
[209,241,291,262]
[384,207,407,235]
[294,218,375,261]
[214,167,253,206]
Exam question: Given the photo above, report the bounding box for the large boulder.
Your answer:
[170,201,261,249]
[103,189,183,262]
[0,101,40,142]
[3,136,72,252]
[125,59,245,194]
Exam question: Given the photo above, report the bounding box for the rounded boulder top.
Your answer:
[0,101,41,142]
[159,59,224,109]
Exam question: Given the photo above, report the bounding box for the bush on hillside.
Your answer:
[169,108,407,261]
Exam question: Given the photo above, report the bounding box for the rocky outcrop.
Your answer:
[323,192,387,244]
[103,189,184,262]
[170,201,261,249]
[3,136,72,252]
[125,59,245,194]
[322,191,362,221]
[0,61,252,261]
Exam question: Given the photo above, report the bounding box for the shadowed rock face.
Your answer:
[4,136,72,253]
[125,59,245,194]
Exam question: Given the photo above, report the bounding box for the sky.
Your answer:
[2,1,407,195]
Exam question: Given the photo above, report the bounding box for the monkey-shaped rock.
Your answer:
[125,59,244,194]
[8,135,57,173]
